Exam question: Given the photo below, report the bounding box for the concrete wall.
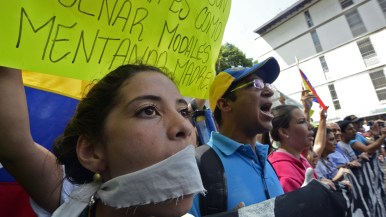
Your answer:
[255,0,386,121]
[278,37,386,120]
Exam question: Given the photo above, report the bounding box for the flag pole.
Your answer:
[295,56,305,91]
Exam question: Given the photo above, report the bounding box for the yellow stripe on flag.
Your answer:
[22,71,92,100]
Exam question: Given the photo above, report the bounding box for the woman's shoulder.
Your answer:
[269,151,296,163]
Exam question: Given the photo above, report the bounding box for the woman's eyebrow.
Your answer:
[126,95,162,107]
[126,96,188,107]
[176,98,188,106]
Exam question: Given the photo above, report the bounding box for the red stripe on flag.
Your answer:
[299,69,328,110]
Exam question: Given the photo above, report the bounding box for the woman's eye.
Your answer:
[136,105,158,117]
[143,107,156,115]
[180,108,191,118]
[298,119,306,124]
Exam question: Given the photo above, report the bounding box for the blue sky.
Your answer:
[222,0,298,59]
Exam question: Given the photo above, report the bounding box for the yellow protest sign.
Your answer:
[0,0,231,98]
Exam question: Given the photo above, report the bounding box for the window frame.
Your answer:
[357,37,379,67]
[339,0,354,9]
[345,9,367,37]
[378,0,386,16]
[304,10,314,27]
[369,70,386,101]
[319,56,329,73]
[311,30,323,53]
[328,84,341,110]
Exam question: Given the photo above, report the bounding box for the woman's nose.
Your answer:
[167,111,194,142]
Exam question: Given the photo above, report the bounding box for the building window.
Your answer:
[304,11,314,27]
[357,38,379,67]
[339,0,354,9]
[369,70,386,101]
[378,0,386,16]
[345,9,367,37]
[311,30,323,53]
[319,56,329,73]
[328,84,341,110]
[319,56,330,80]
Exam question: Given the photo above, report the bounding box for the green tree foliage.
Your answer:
[216,43,253,72]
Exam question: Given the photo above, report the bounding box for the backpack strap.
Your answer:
[195,144,227,215]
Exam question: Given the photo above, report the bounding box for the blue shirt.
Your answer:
[328,144,351,167]
[315,157,338,180]
[337,141,357,161]
[350,133,368,156]
[189,132,284,216]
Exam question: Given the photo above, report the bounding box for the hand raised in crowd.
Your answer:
[320,108,328,120]
[301,89,315,112]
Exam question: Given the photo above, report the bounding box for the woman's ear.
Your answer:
[76,136,106,173]
[278,128,289,140]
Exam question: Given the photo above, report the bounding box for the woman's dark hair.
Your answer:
[261,132,277,154]
[270,104,299,142]
[312,127,332,144]
[52,64,166,184]
[326,128,332,135]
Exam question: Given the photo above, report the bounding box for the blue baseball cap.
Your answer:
[223,57,280,84]
[209,57,280,112]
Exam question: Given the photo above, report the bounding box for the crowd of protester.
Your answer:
[187,66,386,216]
[1,55,386,217]
[184,58,379,216]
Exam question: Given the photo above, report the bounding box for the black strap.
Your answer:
[196,144,227,215]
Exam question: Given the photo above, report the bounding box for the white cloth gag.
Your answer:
[52,145,204,217]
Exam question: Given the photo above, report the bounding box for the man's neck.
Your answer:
[341,137,350,144]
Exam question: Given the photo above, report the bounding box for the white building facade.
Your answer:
[254,0,386,122]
